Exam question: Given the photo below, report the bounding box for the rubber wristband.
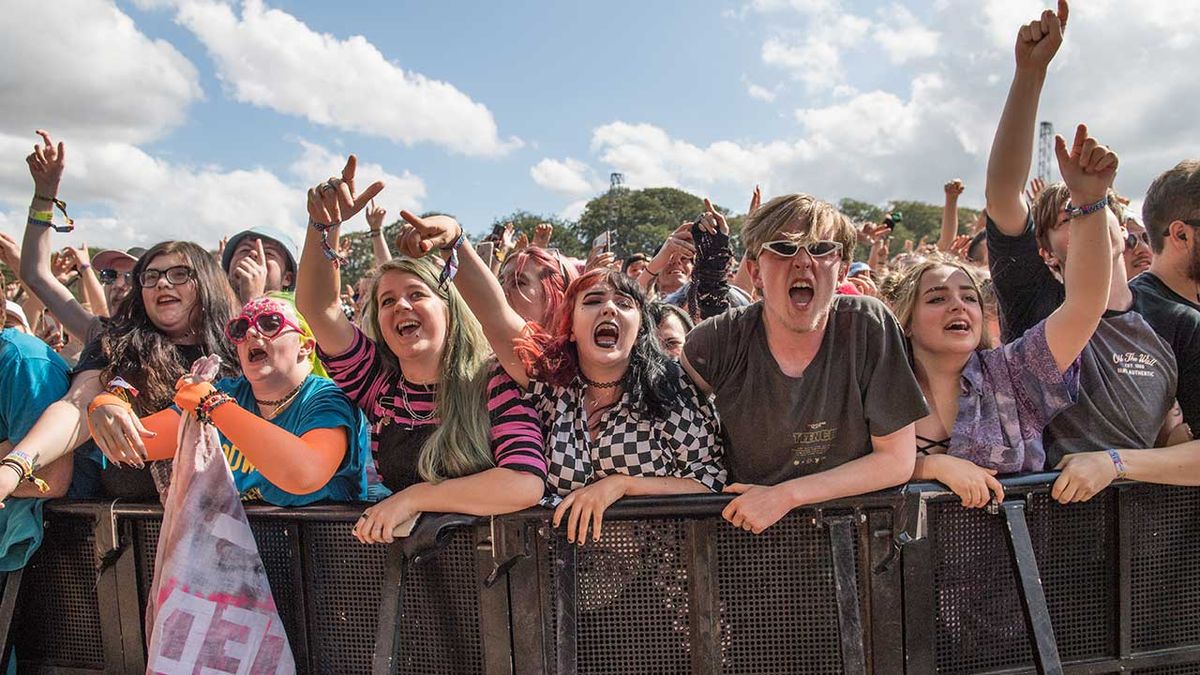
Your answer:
[88,393,132,417]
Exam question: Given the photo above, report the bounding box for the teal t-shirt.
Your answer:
[0,329,70,445]
[213,374,371,506]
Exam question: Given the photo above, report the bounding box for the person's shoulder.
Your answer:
[0,329,68,369]
[693,301,760,332]
[833,294,897,326]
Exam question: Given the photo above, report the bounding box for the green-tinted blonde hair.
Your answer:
[361,256,495,483]
[265,291,328,379]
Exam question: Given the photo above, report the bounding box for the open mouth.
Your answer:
[944,319,972,335]
[247,346,269,363]
[593,320,620,349]
[396,319,421,338]
[788,281,815,307]
[155,296,181,307]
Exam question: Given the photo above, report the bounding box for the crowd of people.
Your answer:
[1,0,1198,555]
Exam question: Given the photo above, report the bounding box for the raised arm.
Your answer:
[365,201,393,266]
[937,180,964,251]
[394,212,531,387]
[984,1,1068,235]
[294,155,384,356]
[18,131,98,341]
[638,222,695,293]
[1042,124,1117,372]
[67,244,108,318]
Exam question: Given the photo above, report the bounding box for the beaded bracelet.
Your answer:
[195,390,234,425]
[310,219,348,268]
[437,230,464,289]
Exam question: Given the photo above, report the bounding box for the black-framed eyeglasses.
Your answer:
[138,265,195,288]
[760,239,844,259]
[1124,231,1151,251]
[98,268,135,286]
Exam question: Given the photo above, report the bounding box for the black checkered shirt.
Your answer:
[526,372,727,500]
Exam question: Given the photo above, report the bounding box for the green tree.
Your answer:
[488,211,584,258]
[572,187,740,259]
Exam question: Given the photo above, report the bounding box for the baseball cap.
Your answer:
[222,226,299,280]
[4,301,29,330]
[93,247,147,270]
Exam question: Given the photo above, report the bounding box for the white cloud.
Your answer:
[529,158,601,199]
[172,0,519,156]
[761,15,872,91]
[288,139,426,220]
[0,0,202,144]
[873,4,941,64]
[559,199,589,222]
[746,82,779,102]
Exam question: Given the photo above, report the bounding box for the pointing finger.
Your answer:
[1057,0,1069,31]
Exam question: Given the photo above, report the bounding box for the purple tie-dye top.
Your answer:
[948,319,1080,473]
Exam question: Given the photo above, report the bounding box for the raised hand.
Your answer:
[337,236,354,260]
[61,243,91,271]
[366,199,387,232]
[584,247,617,273]
[0,233,22,271]
[306,155,385,226]
[217,236,228,260]
[533,222,553,248]
[857,221,892,248]
[944,179,965,197]
[498,222,516,254]
[394,211,461,258]
[697,198,729,235]
[514,232,530,252]
[50,250,77,285]
[1025,176,1046,204]
[231,238,269,300]
[949,234,974,260]
[1015,0,1068,71]
[26,130,66,198]
[1054,123,1118,204]
[748,185,762,216]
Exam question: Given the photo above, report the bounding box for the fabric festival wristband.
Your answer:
[1106,449,1127,479]
[437,230,464,289]
[310,219,347,268]
[1065,196,1111,219]
[28,208,53,222]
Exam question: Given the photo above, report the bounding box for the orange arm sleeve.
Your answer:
[141,408,182,461]
[208,402,348,495]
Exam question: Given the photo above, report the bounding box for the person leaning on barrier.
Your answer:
[394,210,726,546]
[0,240,240,504]
[893,124,1118,509]
[983,0,1185,475]
[296,157,547,545]
[0,326,75,503]
[681,194,928,534]
[87,293,372,505]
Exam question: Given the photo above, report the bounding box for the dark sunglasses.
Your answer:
[98,268,134,286]
[225,311,304,343]
[760,239,843,258]
[1125,231,1151,251]
[138,265,195,288]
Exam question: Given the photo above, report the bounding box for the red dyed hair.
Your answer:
[502,246,579,325]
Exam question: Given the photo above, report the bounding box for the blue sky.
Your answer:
[2,0,1198,248]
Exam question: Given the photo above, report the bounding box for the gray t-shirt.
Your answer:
[1043,309,1178,468]
[684,296,929,485]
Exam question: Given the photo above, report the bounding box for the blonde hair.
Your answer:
[361,256,495,483]
[743,194,858,262]
[889,255,993,350]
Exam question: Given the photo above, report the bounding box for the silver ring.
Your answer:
[318,183,336,193]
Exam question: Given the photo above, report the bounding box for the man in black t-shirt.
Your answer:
[1133,161,1200,432]
[982,3,1184,477]
[683,194,928,534]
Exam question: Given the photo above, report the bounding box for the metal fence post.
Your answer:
[1001,499,1063,675]
[828,514,867,675]
[370,539,409,675]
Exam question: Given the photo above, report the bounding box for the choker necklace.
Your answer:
[256,382,303,407]
[581,374,622,389]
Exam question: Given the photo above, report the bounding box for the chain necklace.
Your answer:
[401,380,436,422]
[256,382,303,420]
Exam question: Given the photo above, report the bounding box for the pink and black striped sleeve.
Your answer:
[485,365,548,481]
[316,325,391,415]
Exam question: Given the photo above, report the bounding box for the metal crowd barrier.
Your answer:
[4,475,1200,674]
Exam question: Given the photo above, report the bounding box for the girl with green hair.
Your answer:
[296,160,548,543]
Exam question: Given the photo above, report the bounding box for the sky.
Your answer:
[1,0,1198,250]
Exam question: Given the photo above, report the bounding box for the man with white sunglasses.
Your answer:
[683,193,927,533]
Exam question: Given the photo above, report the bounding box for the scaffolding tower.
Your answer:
[1037,121,1054,184]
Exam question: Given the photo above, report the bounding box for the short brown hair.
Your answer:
[1143,160,1200,253]
[1031,183,1122,253]
[742,194,857,262]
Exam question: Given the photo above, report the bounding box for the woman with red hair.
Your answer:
[394,212,726,546]
[498,246,577,326]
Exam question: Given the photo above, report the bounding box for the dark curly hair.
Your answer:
[515,268,684,421]
[100,241,239,414]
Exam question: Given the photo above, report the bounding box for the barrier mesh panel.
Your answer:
[302,520,386,674]
[931,493,1116,672]
[13,513,105,667]
[1132,665,1200,674]
[715,512,847,673]
[303,521,483,674]
[544,519,692,674]
[130,517,306,654]
[1131,484,1200,651]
